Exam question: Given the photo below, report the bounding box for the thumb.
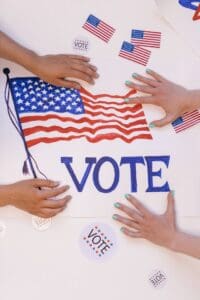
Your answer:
[150,113,175,128]
[166,191,176,223]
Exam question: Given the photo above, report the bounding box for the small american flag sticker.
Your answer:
[119,41,151,66]
[172,110,200,133]
[131,29,161,48]
[82,14,115,43]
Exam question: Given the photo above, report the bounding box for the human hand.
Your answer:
[2,179,71,218]
[125,69,192,127]
[28,54,99,89]
[113,192,178,250]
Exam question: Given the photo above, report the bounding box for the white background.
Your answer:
[0,0,200,299]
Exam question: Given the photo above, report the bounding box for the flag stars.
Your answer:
[24,94,29,99]
[30,97,37,102]
[49,100,55,105]
[55,96,61,101]
[15,92,21,97]
[76,107,83,112]
[49,93,54,98]
[17,99,23,104]
[31,105,37,110]
[38,101,43,106]
[42,90,47,95]
[48,86,53,90]
[43,105,49,110]
[55,106,61,110]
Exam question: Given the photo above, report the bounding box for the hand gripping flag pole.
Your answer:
[3,68,44,179]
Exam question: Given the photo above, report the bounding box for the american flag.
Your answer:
[172,110,200,133]
[9,77,152,148]
[82,14,115,43]
[119,41,151,66]
[131,29,161,48]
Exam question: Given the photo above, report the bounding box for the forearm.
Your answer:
[0,185,11,207]
[171,231,200,259]
[0,31,38,71]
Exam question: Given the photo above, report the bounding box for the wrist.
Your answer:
[187,90,200,111]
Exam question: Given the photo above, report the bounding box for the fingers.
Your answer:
[31,179,60,188]
[65,69,95,84]
[114,202,143,223]
[132,73,160,88]
[41,195,71,209]
[71,63,99,79]
[146,69,166,82]
[151,113,176,127]
[166,191,175,216]
[39,206,66,218]
[121,227,143,238]
[113,214,141,230]
[65,54,90,62]
[125,81,155,95]
[54,78,81,89]
[41,184,70,199]
[125,95,156,105]
[125,194,149,217]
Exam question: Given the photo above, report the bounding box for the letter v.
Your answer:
[60,157,96,192]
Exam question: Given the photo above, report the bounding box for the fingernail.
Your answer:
[124,98,130,103]
[120,227,125,233]
[124,194,130,199]
[112,214,118,220]
[132,73,138,78]
[146,68,152,74]
[149,122,155,128]
[125,80,132,85]
[114,202,121,208]
[171,190,175,197]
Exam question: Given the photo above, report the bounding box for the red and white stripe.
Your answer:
[83,20,115,43]
[119,46,151,66]
[19,88,152,147]
[131,30,161,48]
[173,110,200,133]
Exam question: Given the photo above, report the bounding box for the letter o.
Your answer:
[93,157,120,193]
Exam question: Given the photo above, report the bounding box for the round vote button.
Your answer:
[79,222,118,262]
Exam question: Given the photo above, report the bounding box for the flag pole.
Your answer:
[3,68,37,178]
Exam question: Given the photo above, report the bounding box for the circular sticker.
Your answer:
[72,36,90,53]
[148,269,167,289]
[79,222,118,262]
[0,222,6,238]
[32,216,52,231]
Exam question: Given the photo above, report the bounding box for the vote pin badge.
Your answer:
[72,36,90,53]
[32,216,52,231]
[0,222,6,238]
[148,269,167,289]
[79,222,118,262]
